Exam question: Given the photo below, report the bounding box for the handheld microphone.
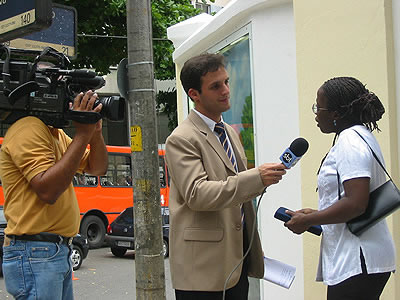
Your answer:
[279,137,309,168]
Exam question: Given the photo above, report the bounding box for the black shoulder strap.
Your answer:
[352,130,392,181]
[337,129,392,200]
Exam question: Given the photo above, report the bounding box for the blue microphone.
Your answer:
[279,137,309,168]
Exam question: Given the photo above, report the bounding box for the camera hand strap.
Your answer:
[66,110,102,124]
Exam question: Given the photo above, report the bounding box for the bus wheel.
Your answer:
[81,215,105,249]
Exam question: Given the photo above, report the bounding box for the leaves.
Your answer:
[156,88,178,130]
[55,0,200,79]
[53,0,201,129]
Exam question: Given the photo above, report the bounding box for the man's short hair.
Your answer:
[180,53,225,97]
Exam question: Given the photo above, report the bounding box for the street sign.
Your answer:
[8,4,77,58]
[117,58,128,99]
[0,0,52,43]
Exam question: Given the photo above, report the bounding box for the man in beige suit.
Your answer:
[165,53,287,300]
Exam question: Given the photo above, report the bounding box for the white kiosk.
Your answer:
[168,1,304,299]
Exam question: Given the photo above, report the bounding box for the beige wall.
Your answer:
[294,0,399,299]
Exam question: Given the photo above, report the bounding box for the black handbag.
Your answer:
[337,130,400,236]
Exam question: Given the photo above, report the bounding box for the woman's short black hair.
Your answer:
[321,77,385,131]
[180,53,225,97]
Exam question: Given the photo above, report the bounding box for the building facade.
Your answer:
[167,0,400,299]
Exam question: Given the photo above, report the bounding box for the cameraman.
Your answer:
[0,90,108,300]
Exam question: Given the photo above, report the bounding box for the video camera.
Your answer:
[0,45,125,128]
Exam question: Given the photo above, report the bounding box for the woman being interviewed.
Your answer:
[285,77,396,300]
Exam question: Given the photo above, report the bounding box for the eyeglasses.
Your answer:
[312,103,329,114]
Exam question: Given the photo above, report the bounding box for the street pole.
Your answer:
[126,0,166,299]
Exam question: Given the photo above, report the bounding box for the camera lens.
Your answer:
[94,96,125,121]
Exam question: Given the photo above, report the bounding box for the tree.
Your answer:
[55,0,206,129]
[55,0,201,80]
[156,88,177,131]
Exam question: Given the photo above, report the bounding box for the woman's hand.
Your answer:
[284,209,316,234]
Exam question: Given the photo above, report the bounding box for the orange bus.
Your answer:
[0,138,170,248]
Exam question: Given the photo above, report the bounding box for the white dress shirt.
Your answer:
[193,109,238,169]
[316,125,396,285]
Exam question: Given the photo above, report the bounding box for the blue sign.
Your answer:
[0,0,52,43]
[25,7,75,47]
[0,0,35,21]
[9,4,77,58]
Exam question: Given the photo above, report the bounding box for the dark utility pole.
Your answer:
[126,0,166,299]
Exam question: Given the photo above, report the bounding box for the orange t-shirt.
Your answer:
[0,117,89,237]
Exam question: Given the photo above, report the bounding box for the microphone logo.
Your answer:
[281,152,293,164]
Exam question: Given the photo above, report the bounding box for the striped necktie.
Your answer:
[214,122,244,223]
[214,122,238,172]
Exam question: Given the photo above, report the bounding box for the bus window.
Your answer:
[116,163,132,187]
[100,153,131,187]
[73,173,98,187]
[101,165,116,186]
[159,156,167,188]
[159,166,166,187]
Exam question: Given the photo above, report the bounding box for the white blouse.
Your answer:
[316,125,396,285]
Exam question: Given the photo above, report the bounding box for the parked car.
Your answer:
[0,206,89,276]
[71,234,89,271]
[105,206,169,258]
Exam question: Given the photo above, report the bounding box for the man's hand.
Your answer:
[72,90,102,113]
[72,90,107,175]
[72,90,103,140]
[258,163,287,187]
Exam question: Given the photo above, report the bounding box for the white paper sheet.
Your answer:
[263,256,296,289]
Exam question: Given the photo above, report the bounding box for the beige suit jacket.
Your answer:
[165,111,265,291]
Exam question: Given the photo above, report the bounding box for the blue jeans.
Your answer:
[3,239,74,300]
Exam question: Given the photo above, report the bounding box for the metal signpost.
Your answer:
[126,0,166,299]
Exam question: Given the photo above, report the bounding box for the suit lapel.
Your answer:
[188,111,237,174]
